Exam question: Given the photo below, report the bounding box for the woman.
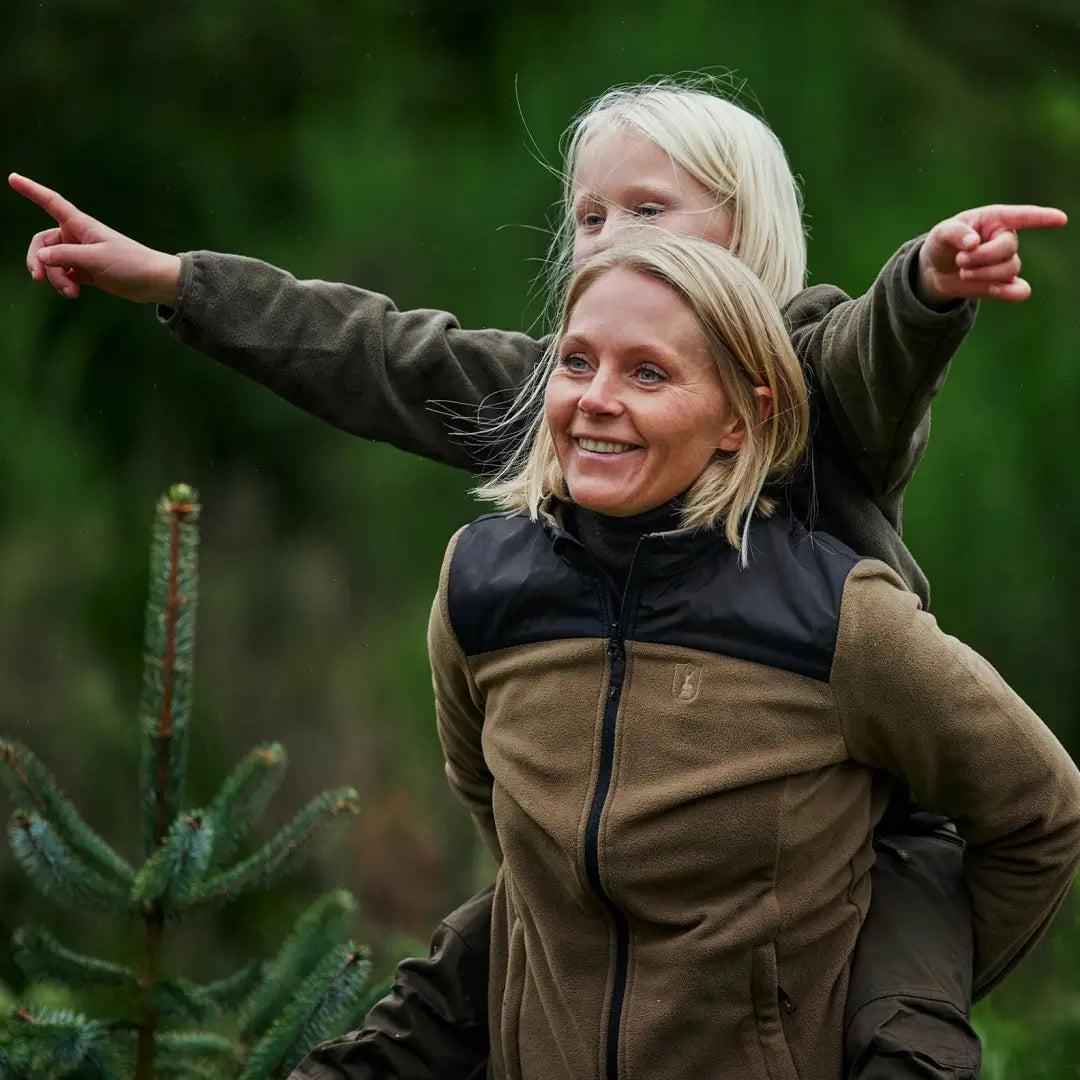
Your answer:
[429,235,1080,1080]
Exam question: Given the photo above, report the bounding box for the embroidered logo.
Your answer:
[673,663,702,702]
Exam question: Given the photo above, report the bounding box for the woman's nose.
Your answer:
[578,368,622,415]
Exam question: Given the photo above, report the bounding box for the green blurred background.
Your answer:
[2,0,1079,1073]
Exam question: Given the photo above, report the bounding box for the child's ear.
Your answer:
[717,386,773,452]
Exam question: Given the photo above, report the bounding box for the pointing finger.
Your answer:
[990,205,1068,231]
[8,173,88,228]
[959,204,1068,234]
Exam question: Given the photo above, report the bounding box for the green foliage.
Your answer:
[239,889,355,1038]
[0,741,133,889]
[130,811,215,911]
[194,789,360,907]
[137,486,199,858]
[8,814,129,912]
[11,930,135,992]
[240,945,372,1080]
[0,489,373,1078]
[205,745,288,870]
[3,1009,121,1080]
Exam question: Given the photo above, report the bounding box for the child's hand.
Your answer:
[10,173,182,306]
[917,204,1067,306]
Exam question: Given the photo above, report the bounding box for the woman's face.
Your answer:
[545,266,740,518]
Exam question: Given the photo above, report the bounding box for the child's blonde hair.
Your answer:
[549,78,807,307]
[476,235,810,561]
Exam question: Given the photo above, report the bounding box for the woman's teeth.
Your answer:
[577,438,636,454]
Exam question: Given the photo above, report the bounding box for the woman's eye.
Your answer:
[636,365,666,384]
[636,205,663,220]
[562,354,591,372]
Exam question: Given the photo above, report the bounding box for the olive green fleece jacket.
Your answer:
[158,237,975,608]
[430,504,1080,1080]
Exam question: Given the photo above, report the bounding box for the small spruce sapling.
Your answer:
[0,485,375,1080]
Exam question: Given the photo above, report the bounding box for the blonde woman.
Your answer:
[429,235,1080,1080]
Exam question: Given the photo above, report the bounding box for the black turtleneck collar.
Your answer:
[564,498,685,595]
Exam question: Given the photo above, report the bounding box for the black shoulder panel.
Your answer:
[448,515,608,656]
[448,510,859,679]
[631,515,859,682]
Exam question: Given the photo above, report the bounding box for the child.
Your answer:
[11,80,1067,1080]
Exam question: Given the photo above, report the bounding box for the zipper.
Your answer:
[778,985,796,1015]
[583,608,631,1080]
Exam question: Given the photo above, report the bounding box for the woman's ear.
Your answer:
[716,386,773,452]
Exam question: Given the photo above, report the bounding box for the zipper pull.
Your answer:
[607,621,622,658]
[778,986,796,1015]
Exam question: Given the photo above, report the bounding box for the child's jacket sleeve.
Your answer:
[159,251,547,472]
[787,238,976,501]
[831,560,1080,997]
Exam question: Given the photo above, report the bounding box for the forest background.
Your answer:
[2,0,1079,1073]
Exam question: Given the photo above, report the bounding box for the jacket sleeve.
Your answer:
[786,238,976,501]
[288,886,492,1080]
[831,560,1080,998]
[428,529,500,861]
[158,251,548,472]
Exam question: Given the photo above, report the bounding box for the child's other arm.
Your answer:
[12,173,544,474]
[788,205,1066,501]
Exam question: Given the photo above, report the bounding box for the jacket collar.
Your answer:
[536,495,737,579]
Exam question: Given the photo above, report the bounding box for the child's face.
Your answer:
[571,129,734,266]
[545,265,739,518]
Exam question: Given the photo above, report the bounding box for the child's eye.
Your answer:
[580,212,604,230]
[636,205,664,220]
[635,365,666,384]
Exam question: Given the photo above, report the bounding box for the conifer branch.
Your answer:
[238,944,372,1080]
[205,743,288,870]
[138,485,199,858]
[198,961,265,1012]
[130,812,214,911]
[149,980,214,1026]
[8,812,129,911]
[0,739,134,888]
[12,928,137,991]
[0,1047,24,1080]
[238,890,356,1039]
[9,1008,121,1080]
[190,789,360,906]
[151,1030,237,1073]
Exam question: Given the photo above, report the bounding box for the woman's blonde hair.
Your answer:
[476,235,810,561]
[546,78,807,308]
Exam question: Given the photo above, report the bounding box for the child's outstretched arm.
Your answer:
[12,173,544,473]
[789,204,1066,505]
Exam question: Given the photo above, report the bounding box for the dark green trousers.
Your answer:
[294,827,979,1080]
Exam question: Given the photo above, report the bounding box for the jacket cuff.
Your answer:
[155,251,198,328]
[894,235,978,327]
